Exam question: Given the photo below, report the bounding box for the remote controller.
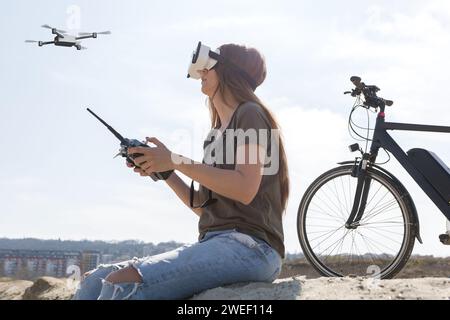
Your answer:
[87,108,173,181]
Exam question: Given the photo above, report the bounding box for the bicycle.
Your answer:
[297,76,450,279]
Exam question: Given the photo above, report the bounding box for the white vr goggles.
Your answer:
[187,42,221,80]
[187,41,257,90]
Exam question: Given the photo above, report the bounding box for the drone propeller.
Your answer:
[41,24,67,34]
[25,40,39,43]
[78,31,111,36]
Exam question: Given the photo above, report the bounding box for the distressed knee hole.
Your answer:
[105,265,143,284]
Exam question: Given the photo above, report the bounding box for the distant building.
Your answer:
[81,251,100,274]
[0,249,100,279]
[100,254,114,264]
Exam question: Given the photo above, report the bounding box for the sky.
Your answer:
[0,0,449,257]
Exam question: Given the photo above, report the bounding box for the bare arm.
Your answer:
[173,144,265,205]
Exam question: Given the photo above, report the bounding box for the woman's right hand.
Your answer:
[126,161,150,177]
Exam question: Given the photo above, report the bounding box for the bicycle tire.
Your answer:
[297,165,416,279]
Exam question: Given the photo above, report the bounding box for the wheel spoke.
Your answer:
[356,230,386,266]
[360,220,406,226]
[340,176,350,214]
[313,193,346,220]
[364,182,383,210]
[362,226,403,246]
[332,178,349,217]
[362,197,400,222]
[362,189,390,218]
[362,204,400,223]
[306,213,344,223]
[309,225,345,244]
[358,225,404,236]
[318,229,350,259]
[319,186,348,220]
[307,205,345,222]
[356,230,399,253]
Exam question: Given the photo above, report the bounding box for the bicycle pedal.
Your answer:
[439,233,450,245]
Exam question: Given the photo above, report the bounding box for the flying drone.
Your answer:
[25,24,111,50]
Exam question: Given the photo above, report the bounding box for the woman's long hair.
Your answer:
[208,43,290,213]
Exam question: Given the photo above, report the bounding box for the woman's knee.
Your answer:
[105,266,142,284]
[83,265,115,281]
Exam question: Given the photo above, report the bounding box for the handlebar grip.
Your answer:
[384,99,394,107]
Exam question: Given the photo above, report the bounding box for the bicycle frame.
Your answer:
[346,111,450,227]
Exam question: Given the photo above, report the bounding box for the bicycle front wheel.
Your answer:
[297,165,416,279]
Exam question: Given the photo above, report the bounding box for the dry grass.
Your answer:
[280,255,450,279]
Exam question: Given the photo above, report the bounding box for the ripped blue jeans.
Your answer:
[72,229,282,300]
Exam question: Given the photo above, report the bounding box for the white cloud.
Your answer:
[270,99,350,254]
[169,15,286,32]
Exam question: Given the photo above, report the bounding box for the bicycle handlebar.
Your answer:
[345,76,394,110]
[350,76,364,89]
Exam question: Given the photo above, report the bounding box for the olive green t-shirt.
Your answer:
[197,101,285,259]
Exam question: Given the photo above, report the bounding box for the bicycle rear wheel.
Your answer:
[297,165,416,279]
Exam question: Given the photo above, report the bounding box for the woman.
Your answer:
[73,43,289,300]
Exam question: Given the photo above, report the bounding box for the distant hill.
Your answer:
[0,238,185,260]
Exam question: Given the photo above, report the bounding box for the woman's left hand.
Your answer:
[128,137,175,174]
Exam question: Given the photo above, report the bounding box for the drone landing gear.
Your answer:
[40,41,55,47]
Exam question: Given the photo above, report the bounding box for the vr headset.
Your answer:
[187,41,257,90]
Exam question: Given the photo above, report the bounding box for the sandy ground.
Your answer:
[193,276,450,300]
[1,276,449,300]
[0,279,33,300]
[0,277,79,300]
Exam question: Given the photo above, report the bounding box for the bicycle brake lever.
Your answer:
[385,99,394,106]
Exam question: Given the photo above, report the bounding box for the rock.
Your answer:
[22,277,79,300]
[191,277,303,300]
